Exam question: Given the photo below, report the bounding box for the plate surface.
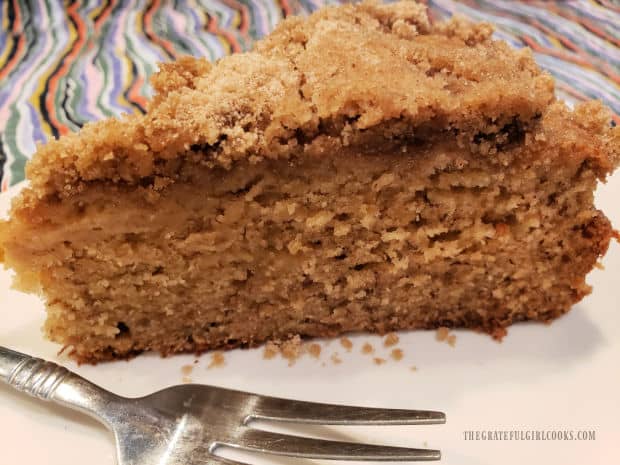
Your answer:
[1,177,619,465]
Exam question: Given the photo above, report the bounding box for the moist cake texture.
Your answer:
[0,1,618,362]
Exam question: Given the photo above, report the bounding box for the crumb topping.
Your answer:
[22,0,565,200]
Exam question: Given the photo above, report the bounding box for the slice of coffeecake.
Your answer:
[0,1,618,362]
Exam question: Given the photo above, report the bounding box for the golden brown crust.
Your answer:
[22,0,562,200]
[2,1,619,365]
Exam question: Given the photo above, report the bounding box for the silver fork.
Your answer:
[0,346,446,464]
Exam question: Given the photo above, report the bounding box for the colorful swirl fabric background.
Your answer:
[0,0,618,191]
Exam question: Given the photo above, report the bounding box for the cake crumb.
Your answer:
[181,364,193,376]
[263,336,309,364]
[308,343,322,358]
[384,333,399,347]
[193,359,199,364]
[390,348,404,361]
[331,352,342,365]
[373,357,386,365]
[281,335,303,366]
[423,441,428,447]
[362,342,374,354]
[436,327,450,342]
[280,335,302,366]
[340,337,353,351]
[594,261,605,270]
[410,365,418,372]
[436,327,456,346]
[491,327,508,341]
[208,351,225,369]
[181,364,194,383]
[321,362,326,367]
[263,341,279,360]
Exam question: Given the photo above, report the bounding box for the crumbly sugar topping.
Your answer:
[23,0,566,199]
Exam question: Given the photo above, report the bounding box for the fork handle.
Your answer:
[0,346,120,426]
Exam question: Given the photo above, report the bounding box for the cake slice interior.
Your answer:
[0,1,618,362]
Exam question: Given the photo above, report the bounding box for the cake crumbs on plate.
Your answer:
[262,336,304,365]
[436,327,457,347]
[340,337,353,351]
[181,364,193,375]
[308,343,322,358]
[331,352,342,365]
[280,335,303,365]
[362,342,374,354]
[410,365,418,372]
[181,364,194,383]
[384,333,399,347]
[263,341,279,360]
[208,351,225,369]
[390,348,404,361]
[436,327,449,341]
[373,357,386,365]
[491,326,508,341]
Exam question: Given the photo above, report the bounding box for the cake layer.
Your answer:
[1,102,615,361]
[0,1,618,363]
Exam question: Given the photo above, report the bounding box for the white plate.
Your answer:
[1,177,619,465]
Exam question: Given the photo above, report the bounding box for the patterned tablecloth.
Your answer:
[0,0,618,190]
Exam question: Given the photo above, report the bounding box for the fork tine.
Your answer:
[247,395,446,425]
[219,429,441,461]
[187,445,250,465]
